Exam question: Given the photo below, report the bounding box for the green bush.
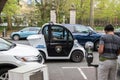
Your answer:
[0,26,7,32]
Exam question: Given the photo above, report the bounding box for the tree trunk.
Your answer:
[0,0,7,23]
[7,15,12,30]
[90,0,94,27]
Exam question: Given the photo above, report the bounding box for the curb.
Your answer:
[1,35,11,40]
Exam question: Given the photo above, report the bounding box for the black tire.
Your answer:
[12,35,20,41]
[71,50,84,62]
[94,41,99,51]
[39,51,46,60]
[0,67,12,80]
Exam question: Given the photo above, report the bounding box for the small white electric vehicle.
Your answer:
[27,22,86,62]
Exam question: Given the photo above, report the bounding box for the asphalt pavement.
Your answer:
[7,39,120,80]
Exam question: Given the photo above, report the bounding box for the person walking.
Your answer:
[98,24,120,80]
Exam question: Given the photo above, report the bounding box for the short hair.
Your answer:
[104,24,114,31]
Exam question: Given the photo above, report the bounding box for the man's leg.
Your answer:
[109,60,117,80]
[98,61,109,80]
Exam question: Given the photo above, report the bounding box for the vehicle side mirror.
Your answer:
[20,30,23,32]
[88,31,93,35]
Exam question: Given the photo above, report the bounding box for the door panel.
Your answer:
[42,25,74,57]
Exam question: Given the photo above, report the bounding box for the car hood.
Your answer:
[1,44,39,56]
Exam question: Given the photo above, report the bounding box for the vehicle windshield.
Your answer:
[20,27,40,32]
[0,38,16,51]
[63,24,96,33]
[20,27,29,31]
[74,25,95,33]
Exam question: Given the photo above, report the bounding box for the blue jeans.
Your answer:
[98,60,117,80]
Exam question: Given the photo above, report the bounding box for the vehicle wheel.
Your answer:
[39,51,46,60]
[94,41,99,51]
[71,50,84,62]
[12,35,20,41]
[0,67,12,80]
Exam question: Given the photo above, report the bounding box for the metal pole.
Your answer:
[90,0,94,27]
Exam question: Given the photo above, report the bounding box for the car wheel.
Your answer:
[13,35,20,41]
[39,51,46,60]
[71,50,84,62]
[37,51,45,64]
[94,41,99,51]
[0,67,12,80]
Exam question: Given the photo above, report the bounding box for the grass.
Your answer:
[94,26,120,31]
[95,27,104,31]
[0,26,6,32]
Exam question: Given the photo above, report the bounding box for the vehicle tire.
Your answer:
[39,51,46,60]
[0,67,12,80]
[12,35,20,41]
[94,41,99,51]
[71,50,84,62]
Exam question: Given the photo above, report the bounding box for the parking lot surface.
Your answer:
[46,53,98,80]
[10,40,119,80]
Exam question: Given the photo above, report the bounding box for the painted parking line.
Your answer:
[77,67,87,79]
[62,67,95,80]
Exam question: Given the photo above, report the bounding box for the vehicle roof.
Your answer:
[41,22,62,28]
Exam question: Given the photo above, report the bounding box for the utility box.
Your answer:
[9,63,49,80]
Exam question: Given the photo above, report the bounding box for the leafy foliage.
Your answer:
[2,0,120,27]
[2,0,20,30]
[2,0,19,15]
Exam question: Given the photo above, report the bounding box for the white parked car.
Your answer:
[0,38,44,80]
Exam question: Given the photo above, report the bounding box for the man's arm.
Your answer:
[98,44,104,55]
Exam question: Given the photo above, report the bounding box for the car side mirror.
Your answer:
[20,30,23,32]
[88,31,93,35]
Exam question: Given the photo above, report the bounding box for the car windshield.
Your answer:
[63,24,95,33]
[21,27,29,31]
[0,38,16,51]
[75,25,90,33]
[20,27,40,32]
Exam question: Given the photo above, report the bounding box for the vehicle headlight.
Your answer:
[15,56,39,62]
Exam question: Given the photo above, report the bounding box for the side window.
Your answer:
[68,32,73,41]
[42,26,49,40]
[51,26,67,40]
[51,26,73,41]
[42,25,73,41]
[21,27,29,31]
[29,28,38,31]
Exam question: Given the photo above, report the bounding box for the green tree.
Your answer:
[35,0,51,25]
[2,0,19,30]
[94,0,120,25]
